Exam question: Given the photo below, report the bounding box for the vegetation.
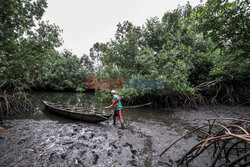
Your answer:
[0,0,93,93]
[0,0,249,108]
[90,0,249,106]
[38,50,92,91]
[0,0,62,92]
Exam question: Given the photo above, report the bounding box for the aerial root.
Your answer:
[0,90,34,121]
[160,117,250,166]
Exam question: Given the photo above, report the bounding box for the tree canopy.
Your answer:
[90,1,249,105]
[0,0,63,91]
[0,0,249,105]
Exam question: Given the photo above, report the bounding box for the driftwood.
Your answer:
[160,117,250,166]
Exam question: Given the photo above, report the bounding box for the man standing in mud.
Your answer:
[105,90,125,129]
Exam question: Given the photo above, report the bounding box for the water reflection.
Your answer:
[28,92,250,127]
[30,91,108,108]
[29,91,174,124]
[19,91,250,137]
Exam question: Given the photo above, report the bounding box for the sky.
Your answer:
[43,0,201,57]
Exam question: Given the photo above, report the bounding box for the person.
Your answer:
[105,90,125,129]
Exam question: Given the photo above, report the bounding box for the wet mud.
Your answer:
[0,93,249,167]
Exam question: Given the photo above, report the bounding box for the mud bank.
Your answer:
[0,105,249,167]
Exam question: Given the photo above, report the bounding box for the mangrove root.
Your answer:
[160,117,250,166]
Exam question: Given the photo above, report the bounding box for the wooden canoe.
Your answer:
[41,101,112,123]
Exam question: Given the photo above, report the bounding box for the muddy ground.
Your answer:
[0,105,249,167]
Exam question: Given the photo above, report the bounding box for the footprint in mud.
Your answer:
[17,138,27,145]
[72,125,78,132]
[78,135,87,140]
[103,133,108,140]
[89,133,95,139]
[70,132,77,136]
[123,142,133,149]
[60,153,67,159]
[131,149,137,155]
[92,151,99,165]
[117,130,123,138]
[107,150,113,157]
[109,141,118,149]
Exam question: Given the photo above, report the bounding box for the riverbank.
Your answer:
[0,104,249,166]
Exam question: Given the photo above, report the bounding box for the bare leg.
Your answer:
[119,116,124,124]
[118,109,125,129]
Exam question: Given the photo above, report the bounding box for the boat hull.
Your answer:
[41,101,111,123]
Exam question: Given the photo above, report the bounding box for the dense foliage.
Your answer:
[90,1,249,105]
[0,0,249,106]
[0,0,94,92]
[38,50,92,91]
[192,0,249,81]
[0,0,63,91]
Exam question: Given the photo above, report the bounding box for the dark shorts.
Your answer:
[114,109,122,117]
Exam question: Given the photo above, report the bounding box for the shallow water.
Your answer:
[0,92,249,166]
